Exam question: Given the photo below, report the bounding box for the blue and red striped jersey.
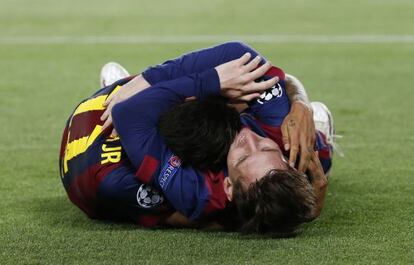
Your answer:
[60,78,174,226]
[60,42,332,226]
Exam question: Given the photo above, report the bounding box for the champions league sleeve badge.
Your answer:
[158,155,182,190]
[257,82,283,105]
[136,184,164,209]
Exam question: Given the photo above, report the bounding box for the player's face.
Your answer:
[227,127,288,188]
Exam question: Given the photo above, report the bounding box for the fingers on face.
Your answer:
[309,151,324,176]
[311,150,320,163]
[307,158,316,174]
[298,149,311,172]
[299,120,316,172]
[298,135,313,172]
[289,145,299,168]
[281,122,290,150]
[285,124,299,168]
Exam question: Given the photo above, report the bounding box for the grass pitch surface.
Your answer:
[0,0,413,264]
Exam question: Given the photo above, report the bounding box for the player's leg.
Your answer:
[311,101,343,175]
[312,102,343,154]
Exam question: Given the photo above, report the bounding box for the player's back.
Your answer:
[59,79,130,218]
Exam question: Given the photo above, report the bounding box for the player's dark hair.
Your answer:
[158,97,241,172]
[232,169,316,236]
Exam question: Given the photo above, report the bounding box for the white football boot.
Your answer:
[100,62,130,87]
[311,101,343,157]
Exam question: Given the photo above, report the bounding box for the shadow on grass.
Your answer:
[29,196,141,231]
[27,196,301,240]
[28,196,241,238]
[27,177,364,240]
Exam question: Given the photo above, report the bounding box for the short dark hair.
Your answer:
[233,169,316,236]
[158,97,241,172]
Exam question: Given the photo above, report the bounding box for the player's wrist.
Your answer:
[291,100,312,113]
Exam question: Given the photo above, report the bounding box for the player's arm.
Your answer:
[164,212,224,230]
[112,54,276,166]
[142,41,264,85]
[281,74,316,172]
[101,74,151,131]
[111,70,221,220]
[285,74,311,104]
[246,67,290,126]
[111,69,221,168]
[101,42,265,131]
[112,55,276,219]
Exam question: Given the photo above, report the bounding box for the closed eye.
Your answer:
[235,155,248,167]
[235,149,279,167]
[261,148,279,153]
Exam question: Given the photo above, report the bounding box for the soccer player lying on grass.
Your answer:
[60,42,332,235]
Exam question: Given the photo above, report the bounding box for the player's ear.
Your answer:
[223,178,233,201]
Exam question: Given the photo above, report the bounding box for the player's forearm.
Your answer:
[112,70,220,167]
[285,74,310,106]
[121,74,151,97]
[164,212,224,230]
[142,42,263,85]
[164,212,195,227]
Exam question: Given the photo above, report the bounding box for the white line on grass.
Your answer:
[1,35,414,44]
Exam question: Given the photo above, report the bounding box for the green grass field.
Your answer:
[1,0,414,264]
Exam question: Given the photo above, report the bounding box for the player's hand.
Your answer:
[281,101,316,172]
[306,150,328,219]
[215,53,278,102]
[100,91,120,136]
[100,75,150,135]
[307,151,325,182]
